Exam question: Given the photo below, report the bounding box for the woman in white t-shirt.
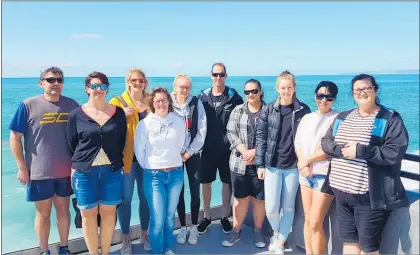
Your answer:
[294,81,339,255]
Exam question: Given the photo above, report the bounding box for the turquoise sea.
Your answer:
[1,74,419,253]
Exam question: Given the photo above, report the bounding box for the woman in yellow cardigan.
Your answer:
[109,68,150,254]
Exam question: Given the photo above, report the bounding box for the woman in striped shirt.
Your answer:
[321,74,409,255]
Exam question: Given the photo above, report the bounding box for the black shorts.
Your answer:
[332,187,391,253]
[200,152,231,184]
[231,169,264,200]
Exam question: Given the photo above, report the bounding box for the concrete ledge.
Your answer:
[4,205,226,255]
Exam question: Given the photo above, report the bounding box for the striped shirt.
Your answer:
[329,109,378,194]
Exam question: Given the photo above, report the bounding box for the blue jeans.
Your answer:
[299,174,326,191]
[118,162,150,234]
[143,167,184,254]
[264,167,299,242]
[72,165,123,210]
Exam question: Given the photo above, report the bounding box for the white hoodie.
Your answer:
[134,112,186,169]
[170,92,207,156]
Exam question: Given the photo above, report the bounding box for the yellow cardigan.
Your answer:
[109,90,141,174]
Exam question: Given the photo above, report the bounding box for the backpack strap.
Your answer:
[189,96,198,113]
[114,96,128,108]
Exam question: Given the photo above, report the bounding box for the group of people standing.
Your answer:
[10,63,409,255]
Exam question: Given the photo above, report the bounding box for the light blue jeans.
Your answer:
[143,167,184,254]
[117,162,150,234]
[264,166,299,242]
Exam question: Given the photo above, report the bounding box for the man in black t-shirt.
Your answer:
[197,63,244,234]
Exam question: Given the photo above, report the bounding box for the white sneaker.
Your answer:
[164,250,176,255]
[120,239,132,254]
[275,246,285,254]
[188,225,199,245]
[141,236,151,252]
[177,227,188,244]
[268,233,279,252]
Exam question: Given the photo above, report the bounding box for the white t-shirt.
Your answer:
[294,110,338,175]
[134,112,186,169]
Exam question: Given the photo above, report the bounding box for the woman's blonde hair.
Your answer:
[276,70,296,90]
[126,68,149,108]
[172,73,192,89]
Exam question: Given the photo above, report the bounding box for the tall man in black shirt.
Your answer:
[197,63,244,234]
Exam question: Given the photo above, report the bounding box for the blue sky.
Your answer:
[2,2,419,77]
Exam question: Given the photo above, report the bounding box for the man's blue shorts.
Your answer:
[27,177,73,202]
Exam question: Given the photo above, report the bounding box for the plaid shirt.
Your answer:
[226,102,264,175]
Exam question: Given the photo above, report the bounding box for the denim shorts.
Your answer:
[72,165,123,210]
[27,177,73,202]
[332,187,391,252]
[299,174,326,191]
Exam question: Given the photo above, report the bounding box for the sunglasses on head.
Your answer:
[316,93,334,101]
[43,77,63,83]
[89,83,109,91]
[212,73,226,78]
[244,89,259,95]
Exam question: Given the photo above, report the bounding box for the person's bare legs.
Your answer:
[232,197,251,230]
[53,195,70,247]
[99,204,117,255]
[251,198,265,230]
[80,206,99,255]
[35,198,53,252]
[222,183,232,218]
[300,185,314,255]
[343,242,361,255]
[309,190,334,255]
[202,183,212,219]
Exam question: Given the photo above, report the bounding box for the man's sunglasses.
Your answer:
[43,77,63,83]
[244,89,260,95]
[88,83,109,91]
[316,93,335,101]
[212,73,226,78]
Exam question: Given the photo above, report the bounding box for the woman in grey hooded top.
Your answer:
[171,73,207,245]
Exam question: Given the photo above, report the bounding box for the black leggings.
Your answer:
[177,154,201,226]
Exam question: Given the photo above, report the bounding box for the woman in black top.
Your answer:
[67,72,127,255]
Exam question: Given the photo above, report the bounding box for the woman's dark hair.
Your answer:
[245,78,264,101]
[148,87,174,113]
[85,71,109,96]
[314,81,338,98]
[351,73,380,104]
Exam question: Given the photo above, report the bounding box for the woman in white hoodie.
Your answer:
[134,87,186,255]
[170,74,207,246]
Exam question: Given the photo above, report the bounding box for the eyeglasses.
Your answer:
[212,73,226,78]
[131,78,145,84]
[153,99,168,104]
[178,86,191,91]
[88,83,109,91]
[316,93,335,101]
[42,77,63,84]
[353,86,374,95]
[244,89,259,95]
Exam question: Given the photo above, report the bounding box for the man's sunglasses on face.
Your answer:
[42,77,64,84]
[212,73,226,78]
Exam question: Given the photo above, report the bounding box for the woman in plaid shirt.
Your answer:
[222,79,266,248]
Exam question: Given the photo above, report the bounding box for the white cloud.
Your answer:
[68,33,103,39]
[173,61,184,68]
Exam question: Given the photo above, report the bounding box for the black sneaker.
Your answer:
[197,217,211,234]
[220,217,233,234]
